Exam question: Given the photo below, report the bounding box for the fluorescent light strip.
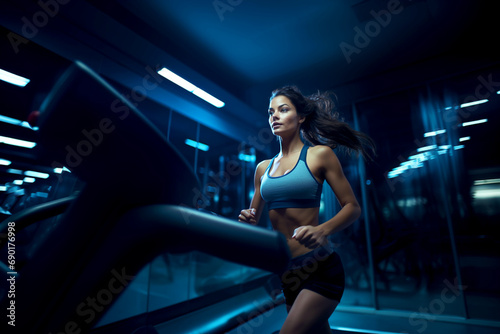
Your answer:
[424,129,446,137]
[0,136,36,148]
[0,159,11,166]
[0,68,30,87]
[0,186,6,191]
[454,145,465,150]
[474,178,500,185]
[23,177,35,183]
[185,138,209,151]
[460,99,488,108]
[13,180,23,185]
[24,170,50,179]
[0,114,36,130]
[417,145,437,153]
[157,67,225,108]
[459,136,470,142]
[462,119,488,127]
[473,189,500,199]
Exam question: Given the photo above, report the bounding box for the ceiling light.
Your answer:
[473,189,500,199]
[424,129,446,137]
[460,99,488,108]
[157,67,225,108]
[417,145,437,153]
[459,136,470,142]
[23,177,35,183]
[185,138,209,151]
[0,159,11,166]
[0,68,30,87]
[0,136,36,148]
[24,170,50,179]
[0,114,36,130]
[474,178,500,186]
[462,119,488,127]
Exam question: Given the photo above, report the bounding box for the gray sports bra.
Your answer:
[260,145,322,210]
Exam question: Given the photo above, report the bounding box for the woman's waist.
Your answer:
[286,242,335,271]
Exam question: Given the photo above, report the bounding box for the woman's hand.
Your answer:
[292,225,328,249]
[238,208,257,225]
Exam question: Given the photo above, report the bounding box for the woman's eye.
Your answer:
[281,108,288,112]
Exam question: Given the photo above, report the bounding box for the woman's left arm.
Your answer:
[293,146,361,247]
[317,146,361,236]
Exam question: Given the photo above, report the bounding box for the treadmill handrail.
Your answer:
[0,195,76,247]
[108,204,291,274]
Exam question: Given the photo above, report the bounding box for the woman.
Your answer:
[238,86,374,333]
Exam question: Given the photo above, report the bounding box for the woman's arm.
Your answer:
[318,146,361,235]
[238,160,270,225]
[293,146,361,246]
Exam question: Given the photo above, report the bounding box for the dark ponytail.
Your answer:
[270,86,375,160]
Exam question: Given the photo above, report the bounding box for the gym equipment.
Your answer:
[0,61,290,333]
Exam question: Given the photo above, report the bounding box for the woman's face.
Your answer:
[268,95,304,137]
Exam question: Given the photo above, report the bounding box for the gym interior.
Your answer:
[0,1,499,333]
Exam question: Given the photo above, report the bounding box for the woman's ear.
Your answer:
[298,115,306,124]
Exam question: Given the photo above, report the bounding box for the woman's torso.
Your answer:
[260,145,326,258]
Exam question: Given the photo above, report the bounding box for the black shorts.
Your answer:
[280,248,345,305]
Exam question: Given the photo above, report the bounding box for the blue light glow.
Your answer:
[0,114,36,130]
[0,68,30,87]
[417,145,437,153]
[192,88,225,108]
[424,129,446,137]
[459,136,470,142]
[24,170,50,179]
[454,145,465,150]
[54,167,71,174]
[0,136,36,148]
[157,67,225,108]
[460,99,488,108]
[23,177,35,183]
[238,153,256,162]
[0,159,11,166]
[185,138,209,151]
[462,119,488,127]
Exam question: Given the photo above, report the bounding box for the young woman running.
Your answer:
[238,86,374,333]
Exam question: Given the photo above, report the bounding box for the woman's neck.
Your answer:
[279,135,304,157]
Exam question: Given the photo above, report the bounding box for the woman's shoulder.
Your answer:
[256,159,272,170]
[255,159,272,176]
[308,145,341,170]
[308,144,336,158]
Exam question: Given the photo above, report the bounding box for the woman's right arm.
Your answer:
[238,160,270,225]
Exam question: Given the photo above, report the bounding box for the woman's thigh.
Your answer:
[280,288,339,334]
